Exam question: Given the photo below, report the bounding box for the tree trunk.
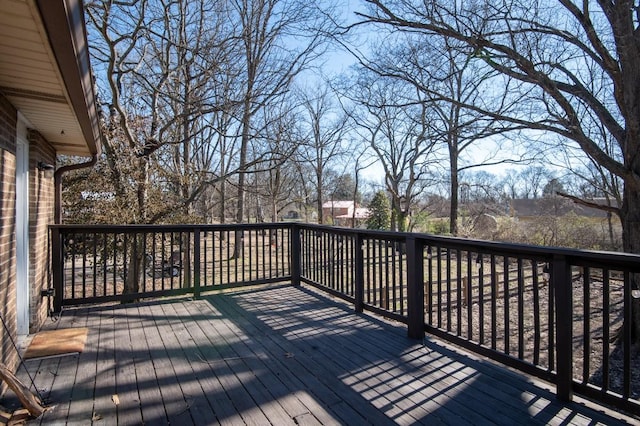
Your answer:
[390,204,398,232]
[449,138,458,236]
[123,239,145,302]
[316,166,324,224]
[123,157,149,298]
[233,95,251,258]
[621,187,640,346]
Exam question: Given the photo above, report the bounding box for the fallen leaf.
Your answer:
[111,394,120,405]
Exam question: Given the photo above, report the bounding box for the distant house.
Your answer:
[0,0,101,382]
[509,197,613,219]
[322,201,370,227]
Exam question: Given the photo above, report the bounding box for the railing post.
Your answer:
[193,228,201,299]
[291,223,301,286]
[50,226,63,314]
[354,233,364,313]
[552,254,573,401]
[406,236,425,340]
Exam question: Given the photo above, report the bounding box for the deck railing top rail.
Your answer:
[296,223,640,268]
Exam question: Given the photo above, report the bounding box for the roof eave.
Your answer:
[35,0,101,156]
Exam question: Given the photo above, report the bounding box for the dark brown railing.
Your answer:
[50,222,640,416]
[50,224,291,309]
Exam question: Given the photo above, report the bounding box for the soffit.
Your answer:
[0,0,99,156]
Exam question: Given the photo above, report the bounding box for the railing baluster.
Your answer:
[623,271,631,399]
[582,267,590,383]
[355,233,364,313]
[518,257,524,359]
[456,249,462,336]
[291,224,301,286]
[466,251,473,340]
[92,232,97,298]
[365,239,371,304]
[553,254,573,402]
[602,270,610,392]
[102,233,107,297]
[490,254,498,350]
[427,246,433,325]
[532,260,541,366]
[81,232,87,299]
[446,248,452,332]
[503,256,510,355]
[248,229,253,282]
[437,246,442,329]
[193,228,201,299]
[406,236,424,340]
[548,260,555,375]
[70,232,76,299]
[398,242,404,316]
[339,235,345,295]
[476,253,485,345]
[391,240,397,313]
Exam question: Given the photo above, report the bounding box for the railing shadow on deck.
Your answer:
[202,284,629,424]
[49,222,640,417]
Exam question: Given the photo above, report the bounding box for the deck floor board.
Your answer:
[129,304,169,425]
[7,284,637,425]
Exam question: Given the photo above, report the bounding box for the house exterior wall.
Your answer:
[28,130,55,331]
[0,94,56,387]
[322,206,351,223]
[0,94,19,377]
[322,202,355,224]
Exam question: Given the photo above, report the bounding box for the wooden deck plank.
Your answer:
[9,284,638,426]
[208,290,385,425]
[18,357,59,426]
[157,301,224,424]
[152,299,271,426]
[209,285,634,426]
[179,298,316,426]
[88,307,118,426]
[112,304,145,425]
[137,303,195,425]
[222,287,466,425]
[211,288,444,423]
[126,304,168,425]
[34,308,88,424]
[175,301,250,426]
[185,301,330,424]
[223,287,459,423]
[174,299,299,425]
[65,307,102,425]
[314,317,518,425]
[266,287,614,425]
[181,301,320,426]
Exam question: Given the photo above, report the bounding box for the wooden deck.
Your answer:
[7,284,637,425]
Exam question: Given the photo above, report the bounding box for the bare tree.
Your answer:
[353,24,533,235]
[250,102,301,224]
[87,0,239,223]
[359,0,640,341]
[86,0,243,294]
[295,85,350,223]
[346,71,438,232]
[520,166,552,199]
[227,0,337,255]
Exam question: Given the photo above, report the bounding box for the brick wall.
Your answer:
[0,93,58,387]
[28,131,55,331]
[0,94,18,378]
